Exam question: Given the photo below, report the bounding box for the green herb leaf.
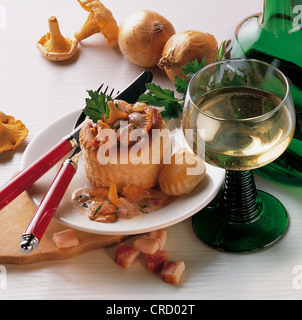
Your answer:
[139,59,208,120]
[182,59,206,79]
[160,101,183,120]
[83,90,113,123]
[139,83,181,107]
[139,83,183,120]
[92,205,103,217]
[224,70,248,87]
[174,76,189,96]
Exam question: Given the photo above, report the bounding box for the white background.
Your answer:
[0,0,302,300]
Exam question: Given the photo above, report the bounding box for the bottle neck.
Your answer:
[261,0,295,32]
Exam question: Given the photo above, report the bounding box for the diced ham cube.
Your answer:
[133,236,160,255]
[161,261,185,284]
[149,229,168,250]
[52,229,80,249]
[146,250,167,272]
[115,244,140,269]
[100,203,116,215]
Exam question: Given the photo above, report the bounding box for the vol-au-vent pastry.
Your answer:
[80,100,171,192]
[159,148,206,196]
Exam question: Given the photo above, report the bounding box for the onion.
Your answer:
[158,30,218,82]
[118,10,176,67]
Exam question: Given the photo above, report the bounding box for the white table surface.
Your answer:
[0,0,301,301]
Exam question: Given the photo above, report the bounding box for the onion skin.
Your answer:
[158,30,218,82]
[118,10,176,68]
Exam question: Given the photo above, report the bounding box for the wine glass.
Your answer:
[182,58,296,253]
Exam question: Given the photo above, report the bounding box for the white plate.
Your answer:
[21,109,225,236]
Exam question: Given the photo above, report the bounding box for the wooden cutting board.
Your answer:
[0,192,127,265]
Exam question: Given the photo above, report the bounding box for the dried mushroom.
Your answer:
[0,111,29,154]
[74,0,119,47]
[37,17,78,61]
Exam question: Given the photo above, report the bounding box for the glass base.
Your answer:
[192,190,289,253]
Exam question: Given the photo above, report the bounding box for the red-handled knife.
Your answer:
[20,147,81,253]
[0,71,153,211]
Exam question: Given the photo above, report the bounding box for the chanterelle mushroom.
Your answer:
[74,0,119,47]
[0,111,29,154]
[37,17,78,61]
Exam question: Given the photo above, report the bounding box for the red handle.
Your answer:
[0,138,74,210]
[24,160,77,241]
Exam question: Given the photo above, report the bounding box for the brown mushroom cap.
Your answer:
[0,111,29,153]
[37,17,78,61]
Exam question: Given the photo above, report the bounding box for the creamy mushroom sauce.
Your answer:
[71,186,175,223]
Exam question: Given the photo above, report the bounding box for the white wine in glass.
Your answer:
[183,86,294,171]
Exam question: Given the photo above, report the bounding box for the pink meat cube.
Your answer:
[100,203,116,215]
[149,229,168,250]
[133,236,160,255]
[146,250,167,272]
[52,229,80,249]
[161,261,185,284]
[115,244,140,269]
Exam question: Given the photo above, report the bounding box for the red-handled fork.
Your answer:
[20,147,81,253]
[20,148,81,253]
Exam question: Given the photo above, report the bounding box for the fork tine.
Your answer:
[97,83,104,93]
[109,88,115,96]
[97,84,118,97]
[103,86,109,95]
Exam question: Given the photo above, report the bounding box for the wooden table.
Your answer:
[0,0,301,300]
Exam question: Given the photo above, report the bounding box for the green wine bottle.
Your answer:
[218,0,302,185]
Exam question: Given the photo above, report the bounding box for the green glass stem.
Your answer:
[192,170,289,253]
[219,170,262,224]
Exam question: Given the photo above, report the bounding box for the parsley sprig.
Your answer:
[139,59,206,120]
[139,83,183,120]
[83,90,113,123]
